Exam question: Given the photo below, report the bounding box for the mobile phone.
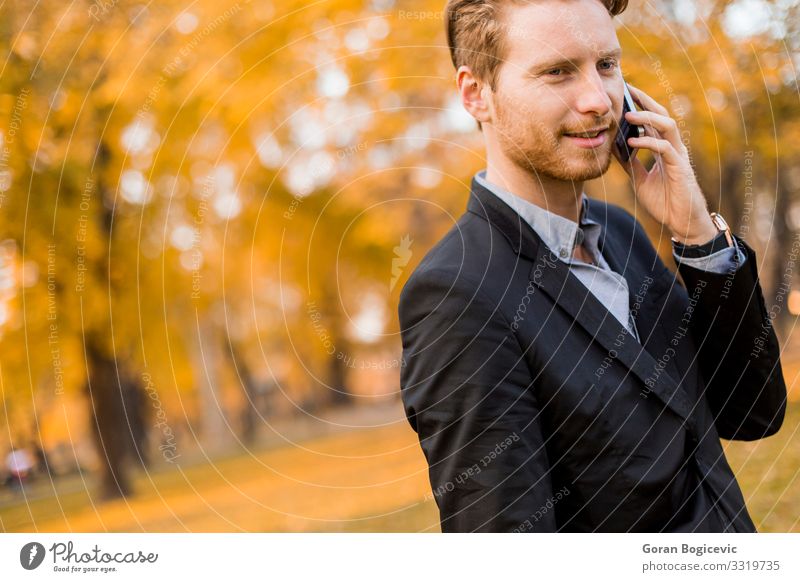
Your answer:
[615,82,645,162]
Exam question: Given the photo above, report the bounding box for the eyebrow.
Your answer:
[529,48,622,73]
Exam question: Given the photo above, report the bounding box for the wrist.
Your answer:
[670,214,717,246]
[671,212,736,259]
[672,230,733,258]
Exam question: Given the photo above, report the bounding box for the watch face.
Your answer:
[710,213,735,250]
[710,213,730,232]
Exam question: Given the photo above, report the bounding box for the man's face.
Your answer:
[488,0,625,182]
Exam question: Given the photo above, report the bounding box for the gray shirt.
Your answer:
[475,169,745,343]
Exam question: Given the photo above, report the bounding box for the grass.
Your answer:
[0,417,439,533]
[723,405,800,533]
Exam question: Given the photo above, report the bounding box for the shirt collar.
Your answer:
[475,169,601,261]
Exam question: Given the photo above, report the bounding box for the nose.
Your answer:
[574,69,612,117]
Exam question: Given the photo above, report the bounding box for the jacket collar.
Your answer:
[466,174,698,439]
[474,169,601,262]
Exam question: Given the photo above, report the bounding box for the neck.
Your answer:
[484,151,583,223]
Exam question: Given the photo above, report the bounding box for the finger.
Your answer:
[613,142,649,184]
[627,135,682,166]
[630,157,650,186]
[626,154,649,187]
[637,116,660,140]
[625,110,683,152]
[612,144,631,175]
[625,84,670,117]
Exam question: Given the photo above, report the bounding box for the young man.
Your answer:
[398,0,786,532]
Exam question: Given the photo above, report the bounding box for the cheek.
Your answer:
[609,81,625,117]
[498,88,569,139]
[532,95,571,130]
[498,81,541,114]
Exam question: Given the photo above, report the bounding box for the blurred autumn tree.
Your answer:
[0,0,797,501]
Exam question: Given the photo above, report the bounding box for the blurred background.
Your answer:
[0,0,798,532]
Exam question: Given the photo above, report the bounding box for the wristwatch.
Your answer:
[671,212,735,258]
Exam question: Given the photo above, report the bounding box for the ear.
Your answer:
[456,66,492,125]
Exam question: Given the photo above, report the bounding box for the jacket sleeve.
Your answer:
[671,236,747,274]
[673,234,787,440]
[399,267,556,532]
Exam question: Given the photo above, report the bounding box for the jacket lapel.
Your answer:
[587,200,685,387]
[467,177,700,438]
[587,201,670,356]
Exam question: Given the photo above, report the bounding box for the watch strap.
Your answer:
[672,230,733,258]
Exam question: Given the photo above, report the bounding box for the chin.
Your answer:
[575,149,613,176]
[577,161,612,180]
[510,143,613,183]
[554,155,613,182]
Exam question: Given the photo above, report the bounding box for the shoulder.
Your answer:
[398,212,514,324]
[402,211,508,286]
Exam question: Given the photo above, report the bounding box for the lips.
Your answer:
[564,127,609,138]
[563,127,609,149]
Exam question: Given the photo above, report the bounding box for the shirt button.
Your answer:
[559,248,569,258]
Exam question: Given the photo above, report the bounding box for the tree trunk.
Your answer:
[85,338,133,500]
[192,318,232,453]
[769,168,794,338]
[720,156,744,231]
[327,322,354,408]
[83,132,147,500]
[320,286,352,408]
[122,369,150,469]
[224,336,261,445]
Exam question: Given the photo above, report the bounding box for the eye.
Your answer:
[547,68,566,76]
[599,58,618,71]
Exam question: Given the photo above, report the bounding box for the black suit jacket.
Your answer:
[399,176,787,532]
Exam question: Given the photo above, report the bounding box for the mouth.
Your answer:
[563,127,610,148]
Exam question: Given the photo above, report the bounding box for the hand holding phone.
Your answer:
[612,82,717,248]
